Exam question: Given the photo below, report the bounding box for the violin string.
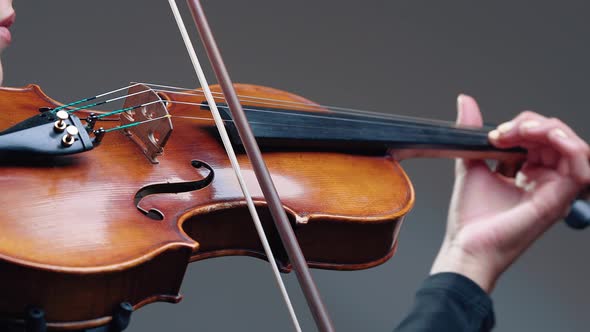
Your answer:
[57,81,466,129]
[66,100,109,113]
[55,82,479,133]
[66,88,154,114]
[167,115,486,142]
[85,117,119,122]
[164,100,488,134]
[166,2,303,332]
[52,83,144,113]
[51,82,487,139]
[88,103,486,150]
[56,87,484,136]
[83,94,479,135]
[94,100,163,119]
[103,114,172,133]
[77,98,486,138]
[139,82,465,128]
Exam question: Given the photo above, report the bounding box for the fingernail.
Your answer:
[489,130,500,140]
[521,120,541,130]
[550,128,568,139]
[497,121,514,134]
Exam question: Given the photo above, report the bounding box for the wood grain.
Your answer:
[0,84,412,329]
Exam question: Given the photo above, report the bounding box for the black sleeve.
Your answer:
[394,272,495,332]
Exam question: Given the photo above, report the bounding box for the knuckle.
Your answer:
[519,110,545,120]
[564,143,583,157]
[518,110,538,120]
[547,118,562,127]
[572,140,587,152]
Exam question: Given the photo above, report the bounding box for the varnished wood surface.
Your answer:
[0,84,413,329]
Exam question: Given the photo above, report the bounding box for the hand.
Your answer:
[430,94,590,293]
[0,0,15,85]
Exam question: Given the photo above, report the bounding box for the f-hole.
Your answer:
[134,160,214,220]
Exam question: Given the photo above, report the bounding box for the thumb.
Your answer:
[456,94,486,173]
[456,94,483,128]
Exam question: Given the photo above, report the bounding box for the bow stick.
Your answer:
[167,1,336,331]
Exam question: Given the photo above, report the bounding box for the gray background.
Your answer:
[4,1,590,331]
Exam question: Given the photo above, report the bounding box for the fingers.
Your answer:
[488,111,590,184]
[456,94,483,128]
[456,94,488,172]
[517,164,580,221]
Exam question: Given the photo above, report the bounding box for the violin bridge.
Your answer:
[120,83,173,164]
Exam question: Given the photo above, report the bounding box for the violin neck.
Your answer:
[217,105,524,161]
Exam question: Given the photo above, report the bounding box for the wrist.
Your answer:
[430,241,499,293]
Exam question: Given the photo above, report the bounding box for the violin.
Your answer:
[0,81,586,330]
[1,1,588,331]
[0,81,475,328]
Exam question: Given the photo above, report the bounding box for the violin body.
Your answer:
[0,84,413,329]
